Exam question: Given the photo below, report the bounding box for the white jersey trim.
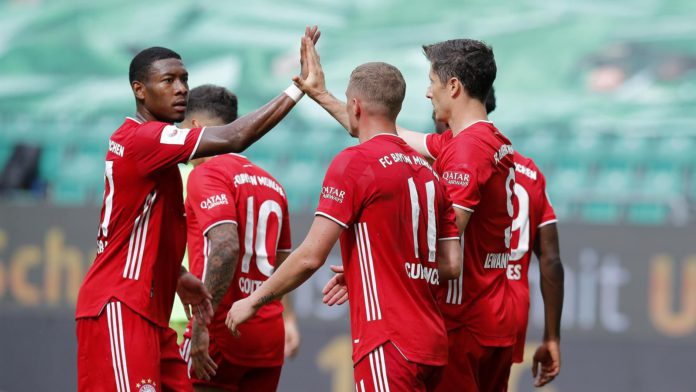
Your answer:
[452,203,474,212]
[538,219,558,228]
[315,212,349,229]
[437,236,460,241]
[202,219,238,237]
[277,248,293,253]
[189,127,207,162]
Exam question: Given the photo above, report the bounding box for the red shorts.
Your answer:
[353,342,443,392]
[434,327,513,392]
[76,300,191,392]
[512,324,527,364]
[180,337,282,392]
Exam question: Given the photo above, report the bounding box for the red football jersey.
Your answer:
[425,121,517,347]
[76,117,205,327]
[509,151,557,361]
[183,154,291,367]
[316,133,458,366]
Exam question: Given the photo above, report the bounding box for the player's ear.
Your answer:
[448,77,460,98]
[191,118,201,128]
[132,81,146,101]
[352,98,361,118]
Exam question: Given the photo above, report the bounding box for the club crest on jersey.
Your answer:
[321,186,346,203]
[200,193,229,209]
[136,379,157,392]
[442,171,470,187]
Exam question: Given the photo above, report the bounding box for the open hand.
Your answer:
[322,265,348,306]
[532,339,561,387]
[189,324,217,381]
[225,297,257,337]
[294,33,328,100]
[177,271,214,326]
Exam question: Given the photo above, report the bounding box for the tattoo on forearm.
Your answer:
[205,226,239,312]
[258,293,278,306]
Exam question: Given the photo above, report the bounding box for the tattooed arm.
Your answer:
[203,223,240,312]
[226,216,342,334]
[189,222,239,380]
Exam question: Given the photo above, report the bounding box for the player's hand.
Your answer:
[300,25,321,80]
[293,34,328,100]
[532,339,561,387]
[283,315,301,358]
[177,271,214,326]
[225,297,257,337]
[190,323,218,381]
[322,265,348,306]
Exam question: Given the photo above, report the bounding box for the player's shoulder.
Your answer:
[330,145,364,167]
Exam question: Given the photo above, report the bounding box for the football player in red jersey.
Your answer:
[175,85,300,392]
[227,56,463,391]
[481,89,564,388]
[75,27,319,392]
[293,37,515,391]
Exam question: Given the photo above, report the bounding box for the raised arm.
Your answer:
[192,27,321,158]
[226,216,342,334]
[292,36,350,131]
[531,222,564,387]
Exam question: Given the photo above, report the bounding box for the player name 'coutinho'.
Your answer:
[233,173,285,197]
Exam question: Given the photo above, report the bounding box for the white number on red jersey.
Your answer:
[407,178,437,262]
[97,161,114,253]
[240,196,283,277]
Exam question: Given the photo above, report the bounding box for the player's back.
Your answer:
[184,153,290,366]
[317,133,451,366]
[76,117,203,327]
[434,121,517,346]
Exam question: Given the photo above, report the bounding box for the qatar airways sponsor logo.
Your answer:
[405,262,440,285]
[239,277,264,294]
[109,139,125,157]
[514,162,537,181]
[484,252,510,269]
[442,171,470,187]
[200,193,229,209]
[493,144,514,165]
[322,186,346,203]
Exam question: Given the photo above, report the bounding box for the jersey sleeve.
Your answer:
[436,182,459,240]
[537,171,558,228]
[424,130,451,160]
[440,139,490,212]
[131,121,205,176]
[315,150,362,228]
[186,165,238,236]
[277,192,292,252]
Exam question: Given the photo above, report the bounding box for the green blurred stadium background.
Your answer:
[0,0,694,391]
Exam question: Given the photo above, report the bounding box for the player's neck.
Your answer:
[449,102,489,137]
[357,118,397,144]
